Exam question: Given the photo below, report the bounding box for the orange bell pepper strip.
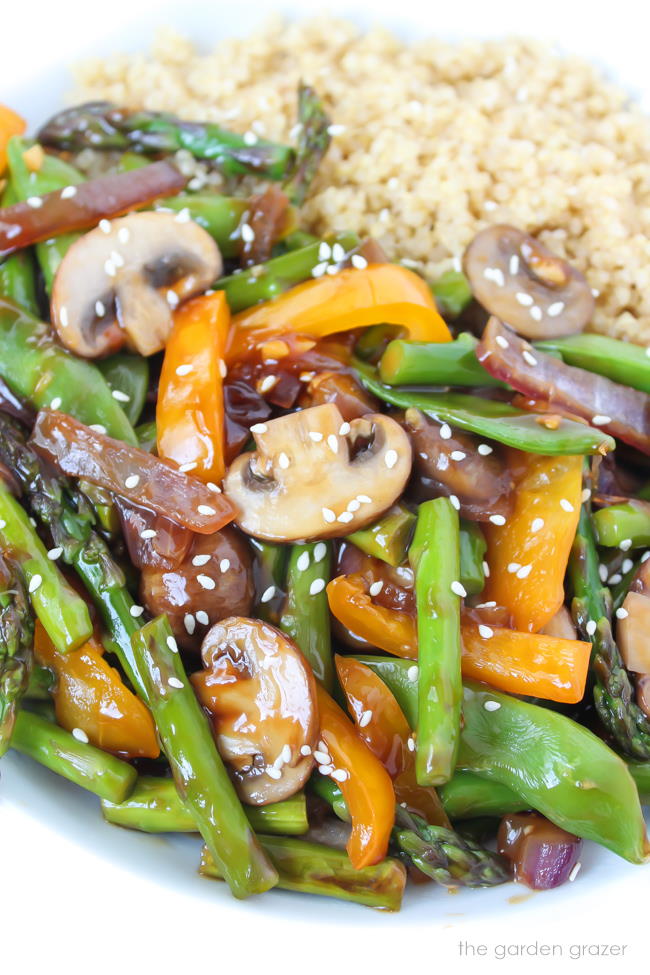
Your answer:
[482,451,583,632]
[0,105,25,175]
[225,264,451,362]
[461,620,591,704]
[157,292,229,484]
[316,684,395,869]
[335,655,449,827]
[326,573,418,659]
[34,621,159,759]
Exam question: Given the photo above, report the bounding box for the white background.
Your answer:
[2,1,648,971]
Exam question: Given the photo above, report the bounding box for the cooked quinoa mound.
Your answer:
[73,16,650,344]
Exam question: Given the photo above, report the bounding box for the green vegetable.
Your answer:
[282,230,319,250]
[459,520,487,596]
[250,539,287,622]
[430,270,473,319]
[215,231,360,313]
[155,194,248,257]
[348,503,415,567]
[102,777,309,835]
[359,367,615,456]
[593,502,650,549]
[0,183,39,315]
[0,479,92,654]
[309,771,350,822]
[628,762,650,802]
[283,82,331,206]
[200,836,406,911]
[0,300,137,444]
[408,497,462,786]
[131,615,278,898]
[379,334,505,388]
[280,541,333,689]
[357,655,650,864]
[0,555,34,755]
[135,421,158,453]
[438,771,526,820]
[536,333,650,395]
[11,710,137,803]
[97,353,150,427]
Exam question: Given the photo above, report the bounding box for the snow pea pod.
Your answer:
[355,655,649,863]
[536,333,650,395]
[459,520,487,596]
[593,501,650,549]
[358,367,614,456]
[97,353,149,427]
[438,771,525,820]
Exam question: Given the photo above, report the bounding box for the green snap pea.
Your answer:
[379,334,505,388]
[593,502,650,549]
[97,353,150,427]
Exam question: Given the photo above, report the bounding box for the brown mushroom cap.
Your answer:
[51,211,222,358]
[223,403,412,543]
[191,617,318,804]
[463,225,594,339]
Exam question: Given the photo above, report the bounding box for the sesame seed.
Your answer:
[495,335,509,349]
[219,559,230,574]
[309,431,324,442]
[196,610,209,625]
[174,207,191,223]
[476,601,497,608]
[581,488,592,503]
[643,551,650,563]
[407,737,416,752]
[140,529,157,540]
[451,580,467,598]
[547,301,565,317]
[327,124,346,136]
[489,514,506,526]
[608,573,622,586]
[314,542,327,562]
[250,423,267,434]
[351,254,368,269]
[449,495,461,511]
[622,558,634,574]
[219,360,227,379]
[357,495,372,504]
[478,624,494,639]
[296,551,310,572]
[560,498,575,513]
[484,700,501,712]
[47,547,63,560]
[167,636,179,653]
[598,563,609,582]
[124,474,140,489]
[332,243,346,263]
[192,554,211,567]
[515,292,533,306]
[591,415,611,426]
[318,242,332,261]
[385,449,398,469]
[509,255,520,275]
[327,434,339,453]
[241,223,255,243]
[197,505,216,516]
[318,763,335,775]
[616,607,629,619]
[530,306,543,322]
[168,677,184,689]
[95,300,105,317]
[439,423,452,440]
[586,620,597,636]
[310,579,326,596]
[484,266,505,287]
[99,219,111,233]
[347,499,361,512]
[299,372,316,383]
[50,397,62,410]
[322,507,336,523]
[175,364,193,377]
[197,574,215,590]
[507,562,521,574]
[483,561,490,577]
[620,538,633,551]
[184,614,196,634]
[243,130,258,145]
[261,586,276,603]
[531,517,545,533]
[369,580,384,597]
[451,451,467,463]
[358,709,373,729]
[313,749,331,764]
[311,261,329,278]
[407,665,419,682]
[26,196,43,208]
[259,375,277,394]
[178,462,197,473]
[104,259,116,277]
[72,727,89,743]
[28,574,42,594]
[523,349,538,366]
[300,745,312,756]
[339,422,351,436]
[267,767,282,780]
[61,185,77,199]
[569,861,582,882]
[166,290,179,308]
[112,389,130,403]
[89,424,107,435]
[278,451,290,469]
[59,306,69,327]
[337,511,354,524]
[517,564,532,579]
[478,443,493,455]
[331,769,349,783]
[117,226,130,245]
[110,250,124,269]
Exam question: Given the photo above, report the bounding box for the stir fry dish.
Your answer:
[1,87,649,912]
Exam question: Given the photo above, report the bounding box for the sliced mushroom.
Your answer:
[224,403,412,542]
[191,617,318,804]
[540,606,578,641]
[51,211,222,358]
[463,225,594,339]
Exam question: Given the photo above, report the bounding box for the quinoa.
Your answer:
[73,15,650,344]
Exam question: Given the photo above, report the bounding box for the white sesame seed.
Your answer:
[266,767,282,780]
[178,462,197,473]
[197,505,216,516]
[174,207,191,223]
[351,254,368,269]
[89,424,107,435]
[509,254,520,275]
[197,574,216,590]
[507,562,521,574]
[616,607,629,620]
[331,769,349,783]
[175,364,193,377]
[219,360,227,379]
[478,624,494,639]
[547,301,565,317]
[300,745,312,756]
[369,580,384,597]
[130,605,144,618]
[217,559,230,574]
[599,563,609,582]
[449,495,461,511]
[327,124,346,136]
[478,443,493,456]
[357,495,372,504]
[314,542,327,562]
[72,727,89,743]
[483,266,505,287]
[318,242,332,261]
[560,498,575,513]
[622,558,634,574]
[261,586,276,603]
[313,749,331,764]
[327,434,339,454]
[168,677,184,689]
[310,579,326,596]
[515,292,533,306]
[124,474,140,489]
[117,226,130,245]
[591,415,611,426]
[439,423,452,440]
[347,499,361,512]
[61,185,77,199]
[50,397,62,410]
[296,551,310,572]
[450,451,466,462]
[110,250,124,269]
[489,514,506,526]
[47,546,63,560]
[451,580,467,598]
[332,243,346,263]
[620,538,633,552]
[243,130,258,146]
[95,300,105,317]
[112,389,131,403]
[99,219,111,234]
[59,306,69,328]
[184,614,196,634]
[28,574,42,594]
[26,196,43,208]
[166,289,179,308]
[643,551,650,563]
[338,422,351,436]
[259,375,277,394]
[608,573,622,586]
[495,335,509,349]
[586,620,597,636]
[322,507,336,523]
[192,554,211,568]
[196,610,209,625]
[483,561,490,577]
[250,423,267,434]
[337,511,354,524]
[517,564,532,579]
[484,700,501,712]
[358,709,373,728]
[530,517,545,533]
[581,488,592,504]
[241,223,255,243]
[311,261,329,278]
[385,449,398,469]
[568,861,582,882]
[407,737,416,752]
[167,636,179,653]
[407,665,419,682]
[140,529,157,540]
[104,259,116,277]
[523,350,538,366]
[309,431,323,442]
[530,306,543,322]
[278,451,290,469]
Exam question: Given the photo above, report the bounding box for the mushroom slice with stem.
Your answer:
[51,211,222,358]
[463,225,594,340]
[223,403,412,542]
[191,617,318,804]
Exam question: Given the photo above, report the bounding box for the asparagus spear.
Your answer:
[379,334,505,388]
[0,478,92,653]
[408,497,462,785]
[569,504,650,759]
[250,538,287,623]
[102,777,309,835]
[0,554,34,755]
[283,83,331,205]
[38,101,296,181]
[200,836,406,911]
[96,354,149,428]
[0,415,145,693]
[131,615,278,898]
[280,541,333,690]
[11,710,137,802]
[348,503,416,567]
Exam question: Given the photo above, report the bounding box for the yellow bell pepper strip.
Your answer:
[316,684,395,870]
[34,621,159,759]
[460,620,591,704]
[225,264,451,362]
[157,292,229,484]
[326,573,417,659]
[482,451,583,632]
[335,655,449,828]
[0,105,25,175]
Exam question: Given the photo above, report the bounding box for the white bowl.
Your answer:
[2,0,648,963]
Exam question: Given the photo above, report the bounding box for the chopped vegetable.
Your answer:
[593,501,650,548]
[0,553,33,755]
[347,503,415,567]
[280,541,333,690]
[327,573,417,659]
[536,332,650,395]
[379,334,505,388]
[497,812,582,890]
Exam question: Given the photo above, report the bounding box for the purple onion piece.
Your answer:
[498,812,583,889]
